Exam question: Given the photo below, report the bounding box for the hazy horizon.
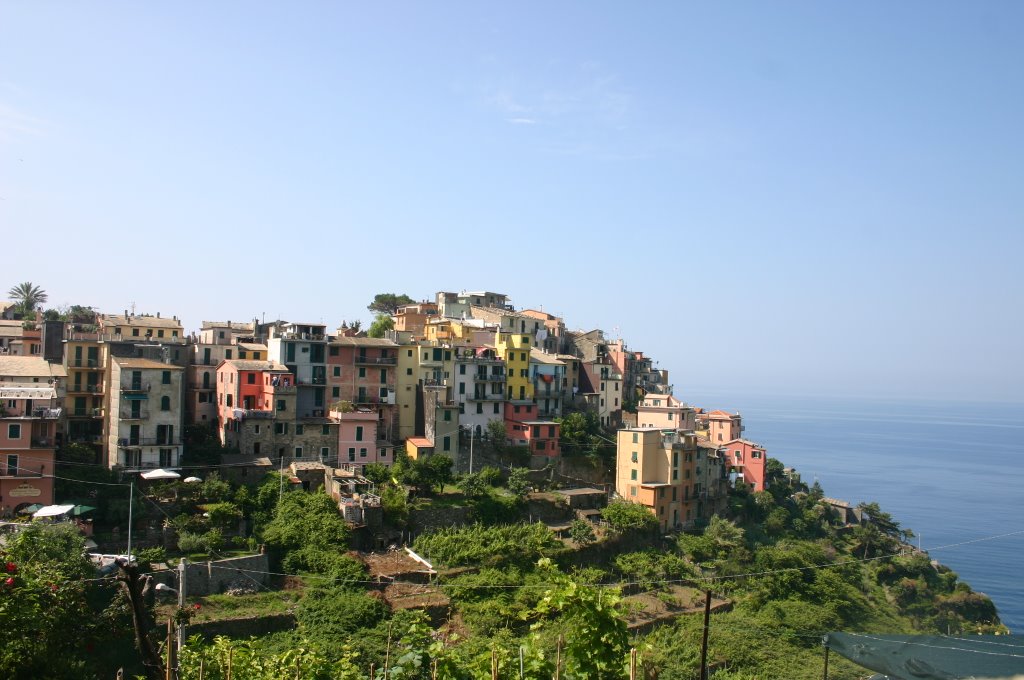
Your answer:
[2,2,1021,404]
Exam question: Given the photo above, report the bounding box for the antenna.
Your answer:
[129,301,136,315]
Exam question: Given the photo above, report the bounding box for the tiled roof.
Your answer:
[329,337,397,347]
[222,360,290,372]
[529,349,565,365]
[101,314,183,329]
[113,357,183,370]
[0,356,66,378]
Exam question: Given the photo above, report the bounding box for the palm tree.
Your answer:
[7,282,47,314]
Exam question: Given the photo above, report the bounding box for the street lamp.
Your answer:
[155,560,188,652]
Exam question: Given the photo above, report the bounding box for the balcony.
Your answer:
[473,372,506,382]
[68,434,103,444]
[68,384,103,394]
[467,393,503,401]
[296,376,327,386]
[235,409,275,420]
[355,356,397,366]
[121,409,150,421]
[121,381,150,393]
[279,331,326,341]
[118,437,182,448]
[31,437,55,448]
[70,407,104,418]
[70,358,102,368]
[31,408,62,419]
[1,466,45,478]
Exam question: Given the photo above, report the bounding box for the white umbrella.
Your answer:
[140,469,181,480]
[183,476,203,483]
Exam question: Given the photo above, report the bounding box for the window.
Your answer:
[537,441,546,450]
[630,469,637,480]
[532,426,540,437]
[322,425,330,435]
[548,426,555,437]
[358,367,366,378]
[443,410,451,422]
[8,424,21,439]
[630,486,637,497]
[359,448,367,458]
[667,412,673,420]
[672,469,678,481]
[239,350,247,359]
[277,400,286,411]
[355,426,363,441]
[520,352,526,361]
[459,364,466,374]
[225,349,232,360]
[672,487,678,501]
[296,424,304,435]
[492,402,499,414]
[406,368,412,375]
[443,435,451,452]
[162,370,171,385]
[226,395,233,407]
[161,396,171,411]
[295,447,303,458]
[329,346,339,356]
[132,328,139,337]
[332,387,340,398]
[254,424,260,434]
[333,366,341,377]
[632,432,638,443]
[459,383,465,394]
[5,454,18,476]
[631,452,638,463]
[321,446,330,458]
[275,423,286,434]
[407,349,413,357]
[159,449,173,467]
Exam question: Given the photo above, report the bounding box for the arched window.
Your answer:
[161,396,171,411]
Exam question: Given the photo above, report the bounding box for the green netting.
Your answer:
[825,632,1024,680]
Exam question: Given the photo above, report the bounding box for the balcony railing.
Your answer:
[473,372,506,382]
[121,410,150,420]
[355,356,397,365]
[31,408,62,419]
[31,437,55,448]
[236,409,275,420]
[296,377,327,385]
[70,408,104,418]
[1,467,45,478]
[121,381,150,392]
[70,358,102,368]
[68,434,103,444]
[68,384,103,394]
[118,437,182,447]
[467,393,503,401]
[278,331,326,341]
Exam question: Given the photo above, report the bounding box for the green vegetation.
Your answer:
[367,313,395,338]
[367,292,415,315]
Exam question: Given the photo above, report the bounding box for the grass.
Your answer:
[158,589,303,623]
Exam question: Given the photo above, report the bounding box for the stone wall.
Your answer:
[151,553,271,597]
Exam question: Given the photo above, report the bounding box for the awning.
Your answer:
[123,394,148,400]
[824,632,1024,679]
[73,505,97,516]
[0,386,57,399]
[33,504,76,518]
[140,469,181,480]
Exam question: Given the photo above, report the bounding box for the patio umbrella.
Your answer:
[72,505,97,516]
[140,469,181,480]
[20,504,43,514]
[183,476,203,483]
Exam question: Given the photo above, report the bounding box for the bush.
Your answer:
[413,523,559,567]
[602,500,658,534]
[478,466,502,487]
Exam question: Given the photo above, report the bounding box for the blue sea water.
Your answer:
[684,391,1024,632]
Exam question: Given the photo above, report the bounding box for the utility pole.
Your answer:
[126,480,134,562]
[177,558,187,652]
[469,426,474,475]
[117,560,165,680]
[700,589,711,680]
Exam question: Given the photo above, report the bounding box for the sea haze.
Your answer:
[682,391,1024,633]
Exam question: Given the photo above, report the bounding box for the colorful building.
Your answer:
[326,337,398,441]
[504,402,559,458]
[529,349,565,418]
[636,393,696,431]
[452,346,505,438]
[615,428,699,531]
[495,331,534,401]
[0,373,61,512]
[724,438,767,492]
[107,357,184,471]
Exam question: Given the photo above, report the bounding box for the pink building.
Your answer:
[725,439,767,492]
[704,410,743,443]
[332,408,393,469]
[326,337,397,441]
[504,402,560,457]
[0,383,59,513]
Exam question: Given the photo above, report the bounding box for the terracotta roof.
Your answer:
[100,314,184,329]
[407,437,433,448]
[707,410,737,419]
[113,357,183,370]
[529,349,564,365]
[0,356,67,378]
[328,337,397,347]
[222,360,290,372]
[724,438,764,449]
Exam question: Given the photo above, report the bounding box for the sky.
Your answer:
[1,2,1022,403]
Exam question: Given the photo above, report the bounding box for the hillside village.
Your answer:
[1,288,1002,679]
[1,289,766,528]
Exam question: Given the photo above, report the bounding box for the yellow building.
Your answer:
[496,331,534,401]
[63,328,107,451]
[99,313,185,344]
[616,428,699,531]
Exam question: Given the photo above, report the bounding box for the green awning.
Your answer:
[825,632,1024,679]
[124,394,148,400]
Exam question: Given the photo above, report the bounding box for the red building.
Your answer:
[0,384,59,513]
[504,402,560,457]
[724,438,767,492]
[326,337,397,441]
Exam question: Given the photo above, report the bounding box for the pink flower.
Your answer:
[4,577,14,587]
[4,562,15,573]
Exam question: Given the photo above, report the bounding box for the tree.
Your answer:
[348,319,362,333]
[367,293,415,315]
[570,518,596,546]
[602,500,658,534]
[367,313,395,338]
[457,472,488,499]
[363,462,391,486]
[6,281,47,315]
[506,467,531,500]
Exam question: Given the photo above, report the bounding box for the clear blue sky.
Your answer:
[2,2,1021,402]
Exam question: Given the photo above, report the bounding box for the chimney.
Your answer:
[156,312,160,318]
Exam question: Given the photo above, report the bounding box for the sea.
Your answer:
[683,390,1024,633]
